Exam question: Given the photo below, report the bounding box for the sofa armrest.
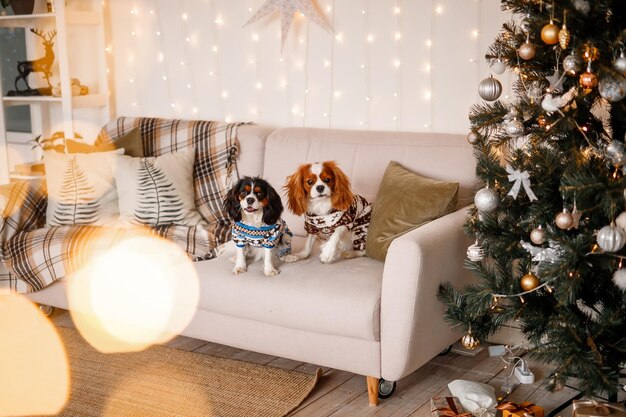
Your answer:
[380,206,475,381]
[0,180,47,246]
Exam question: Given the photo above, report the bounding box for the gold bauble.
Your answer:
[518,42,536,60]
[580,71,598,89]
[556,210,574,230]
[558,26,570,50]
[541,23,559,45]
[520,273,540,291]
[461,332,480,350]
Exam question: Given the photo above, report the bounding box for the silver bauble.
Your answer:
[563,53,583,74]
[467,131,480,144]
[478,76,502,101]
[613,269,626,291]
[467,241,484,262]
[505,118,525,138]
[597,224,626,252]
[615,53,626,73]
[474,187,500,212]
[530,226,547,245]
[606,140,626,165]
[518,42,536,60]
[492,60,506,75]
[598,69,626,102]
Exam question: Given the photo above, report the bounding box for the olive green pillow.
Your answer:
[366,161,459,261]
[64,127,144,157]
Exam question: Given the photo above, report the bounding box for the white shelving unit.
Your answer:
[0,0,113,184]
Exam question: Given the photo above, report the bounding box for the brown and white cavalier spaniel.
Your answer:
[283,161,371,264]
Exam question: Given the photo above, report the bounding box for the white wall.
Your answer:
[108,0,511,134]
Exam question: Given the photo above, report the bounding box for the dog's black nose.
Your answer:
[246,197,255,205]
[316,185,325,193]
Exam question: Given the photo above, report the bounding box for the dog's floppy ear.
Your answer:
[327,161,354,211]
[261,180,284,225]
[284,164,310,216]
[223,178,244,222]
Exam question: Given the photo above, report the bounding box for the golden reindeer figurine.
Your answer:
[14,28,57,94]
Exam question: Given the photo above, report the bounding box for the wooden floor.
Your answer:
[51,309,622,417]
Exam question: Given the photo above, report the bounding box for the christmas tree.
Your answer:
[438,0,626,398]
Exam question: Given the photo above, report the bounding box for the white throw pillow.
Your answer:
[447,379,497,412]
[44,149,124,227]
[114,149,202,227]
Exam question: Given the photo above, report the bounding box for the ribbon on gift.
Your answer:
[506,165,538,202]
[434,397,473,417]
[496,401,538,417]
[573,400,626,417]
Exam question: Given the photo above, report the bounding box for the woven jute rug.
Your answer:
[47,327,320,417]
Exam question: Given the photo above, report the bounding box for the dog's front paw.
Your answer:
[264,267,280,277]
[283,254,299,263]
[233,265,247,274]
[319,250,338,264]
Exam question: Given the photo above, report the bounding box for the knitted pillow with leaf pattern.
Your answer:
[44,149,124,227]
[114,149,203,227]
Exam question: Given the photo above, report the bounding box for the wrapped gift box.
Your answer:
[496,401,544,417]
[573,400,626,417]
[431,396,471,417]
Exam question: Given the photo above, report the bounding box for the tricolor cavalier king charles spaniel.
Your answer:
[224,177,292,276]
[283,161,371,264]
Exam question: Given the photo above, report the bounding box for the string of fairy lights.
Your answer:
[116,1,494,131]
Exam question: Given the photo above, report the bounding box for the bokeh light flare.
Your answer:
[68,234,199,353]
[0,294,69,416]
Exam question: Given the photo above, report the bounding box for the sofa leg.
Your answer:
[366,376,379,407]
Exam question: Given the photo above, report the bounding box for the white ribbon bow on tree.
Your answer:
[506,164,538,201]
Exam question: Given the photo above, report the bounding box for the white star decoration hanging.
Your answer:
[244,0,333,51]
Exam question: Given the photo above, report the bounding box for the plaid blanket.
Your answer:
[0,118,243,293]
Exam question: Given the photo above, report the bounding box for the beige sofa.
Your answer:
[28,124,477,406]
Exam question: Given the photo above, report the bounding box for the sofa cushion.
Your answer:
[195,236,383,341]
[114,150,203,227]
[96,117,244,246]
[44,149,123,227]
[366,161,458,261]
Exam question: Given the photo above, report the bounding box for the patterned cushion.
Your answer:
[43,149,123,227]
[114,150,202,227]
[96,117,242,245]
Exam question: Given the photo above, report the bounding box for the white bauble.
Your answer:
[616,211,626,232]
[614,52,626,73]
[505,119,525,137]
[474,187,500,213]
[597,224,626,252]
[467,242,484,262]
[492,60,506,75]
[613,269,626,291]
